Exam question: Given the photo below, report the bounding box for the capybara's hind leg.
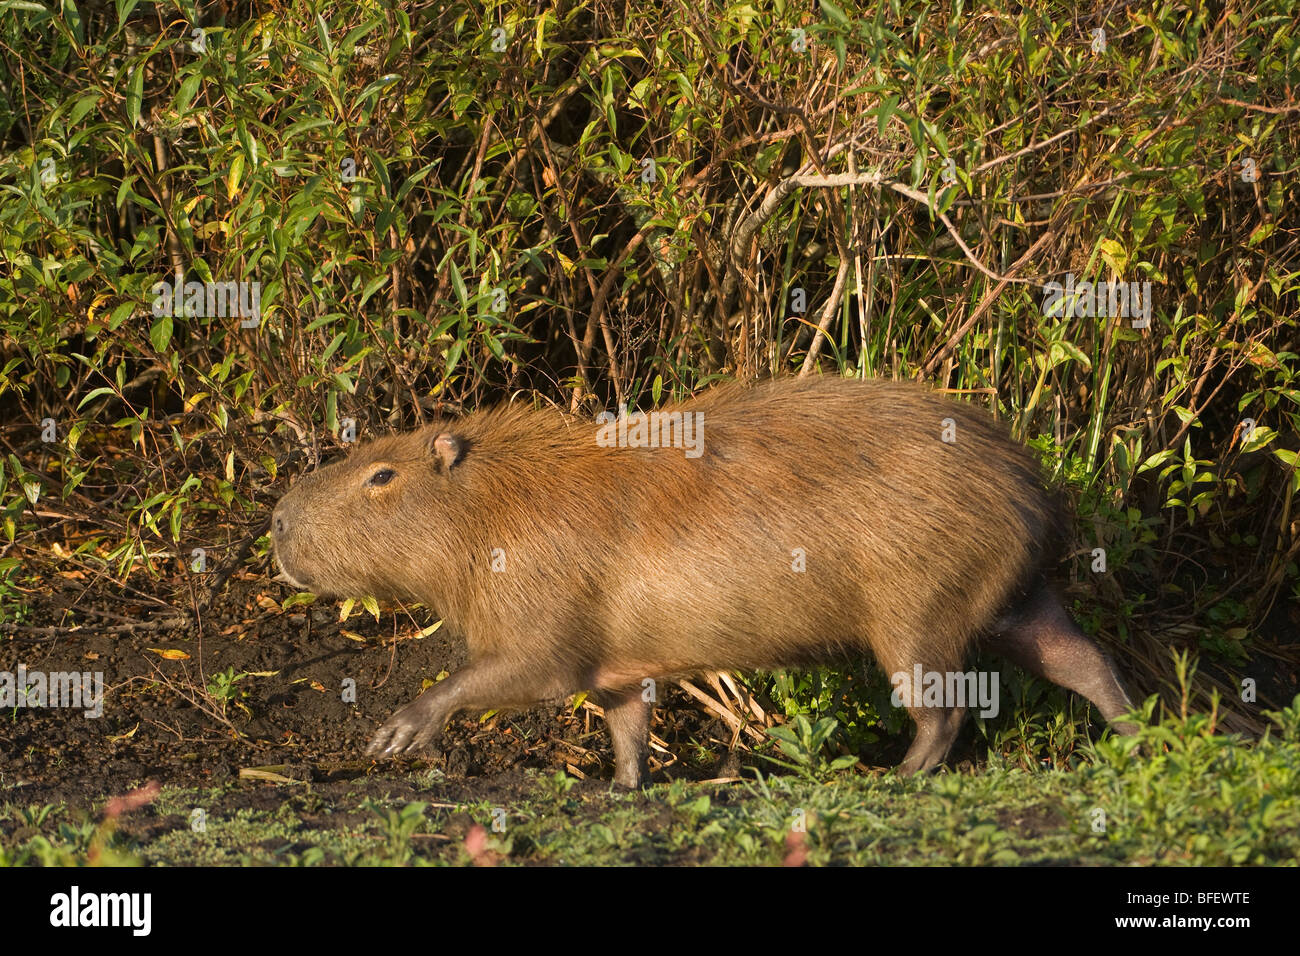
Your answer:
[591,687,652,788]
[987,585,1138,734]
[365,657,577,757]
[898,705,966,774]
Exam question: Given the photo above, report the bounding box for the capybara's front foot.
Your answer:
[365,696,443,756]
[612,764,647,789]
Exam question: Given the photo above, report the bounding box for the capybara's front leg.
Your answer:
[591,687,652,788]
[365,658,576,757]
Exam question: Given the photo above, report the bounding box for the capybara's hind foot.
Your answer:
[986,584,1137,735]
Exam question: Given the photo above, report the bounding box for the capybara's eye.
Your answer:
[367,468,397,487]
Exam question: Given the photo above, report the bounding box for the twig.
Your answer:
[1,616,189,638]
[798,253,850,375]
[677,679,766,743]
[199,516,271,612]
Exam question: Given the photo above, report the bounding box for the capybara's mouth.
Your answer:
[271,556,313,592]
[273,567,309,590]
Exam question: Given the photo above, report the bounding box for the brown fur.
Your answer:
[272,375,1135,785]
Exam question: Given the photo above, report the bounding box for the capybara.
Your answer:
[271,375,1135,786]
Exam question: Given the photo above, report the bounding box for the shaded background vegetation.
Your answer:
[1,0,1297,759]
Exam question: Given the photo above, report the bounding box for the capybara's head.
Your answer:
[272,426,467,601]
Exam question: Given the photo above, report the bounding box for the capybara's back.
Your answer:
[272,375,1135,786]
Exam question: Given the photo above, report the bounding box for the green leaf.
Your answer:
[283,116,334,139]
[175,72,202,114]
[60,0,83,43]
[69,91,100,125]
[1241,426,1276,453]
[76,386,118,410]
[115,0,142,28]
[1138,449,1177,473]
[315,13,333,56]
[358,274,388,308]
[1098,238,1128,274]
[356,73,401,107]
[443,338,465,376]
[341,17,382,54]
[1274,450,1300,494]
[126,62,144,127]
[449,260,467,307]
[149,316,172,352]
[818,0,850,26]
[1248,222,1276,247]
[236,120,258,166]
[876,95,899,136]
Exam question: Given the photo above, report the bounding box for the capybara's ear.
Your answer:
[432,432,464,470]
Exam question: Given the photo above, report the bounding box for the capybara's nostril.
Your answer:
[275,516,285,535]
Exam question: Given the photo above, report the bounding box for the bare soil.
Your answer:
[1,573,739,812]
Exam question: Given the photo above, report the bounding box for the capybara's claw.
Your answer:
[367,702,433,757]
[364,724,402,756]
